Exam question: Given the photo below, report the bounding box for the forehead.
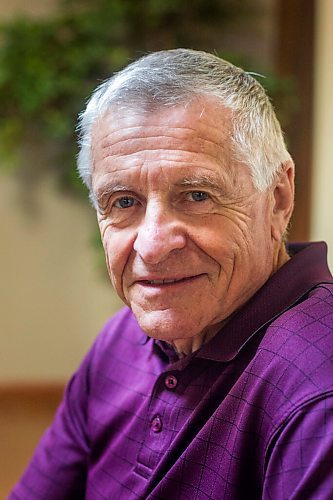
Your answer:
[90,98,245,195]
[91,97,233,158]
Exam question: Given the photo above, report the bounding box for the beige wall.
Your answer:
[311,0,333,269]
[0,0,58,19]
[0,174,123,381]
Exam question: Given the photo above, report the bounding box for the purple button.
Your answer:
[151,415,163,433]
[165,374,178,389]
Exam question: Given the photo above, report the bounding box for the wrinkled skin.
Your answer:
[91,98,294,355]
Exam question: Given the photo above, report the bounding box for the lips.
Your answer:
[136,274,204,286]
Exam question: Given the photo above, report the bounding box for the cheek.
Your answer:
[100,227,133,293]
[196,218,266,281]
[194,221,245,259]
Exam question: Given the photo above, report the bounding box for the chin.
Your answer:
[133,308,200,343]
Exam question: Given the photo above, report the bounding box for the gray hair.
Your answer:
[77,48,291,197]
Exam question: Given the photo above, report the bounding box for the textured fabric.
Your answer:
[10,242,333,499]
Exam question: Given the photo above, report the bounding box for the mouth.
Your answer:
[136,274,205,287]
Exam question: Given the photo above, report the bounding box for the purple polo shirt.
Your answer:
[10,242,333,499]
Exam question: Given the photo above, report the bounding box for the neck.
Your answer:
[273,241,290,274]
[169,322,224,358]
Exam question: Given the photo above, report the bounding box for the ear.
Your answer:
[271,160,295,241]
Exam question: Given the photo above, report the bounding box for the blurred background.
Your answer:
[0,0,332,495]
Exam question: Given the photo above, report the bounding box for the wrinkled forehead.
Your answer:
[90,98,247,196]
[90,99,235,179]
[91,96,233,145]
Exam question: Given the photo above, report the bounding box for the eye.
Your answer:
[186,191,209,202]
[114,196,137,209]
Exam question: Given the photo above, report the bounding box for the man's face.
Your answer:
[91,99,280,346]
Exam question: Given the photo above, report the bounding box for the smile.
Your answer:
[138,275,204,286]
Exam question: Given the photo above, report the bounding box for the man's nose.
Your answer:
[133,203,187,264]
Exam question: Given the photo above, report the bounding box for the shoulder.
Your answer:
[254,283,333,425]
[262,283,333,380]
[62,306,156,417]
[93,306,146,351]
[263,391,333,498]
[268,283,333,341]
[261,284,333,496]
[87,306,149,371]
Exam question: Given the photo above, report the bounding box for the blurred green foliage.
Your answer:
[0,0,296,195]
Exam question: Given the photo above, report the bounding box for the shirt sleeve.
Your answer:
[9,348,93,500]
[263,395,333,500]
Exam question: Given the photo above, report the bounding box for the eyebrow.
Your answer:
[96,184,133,198]
[176,175,222,191]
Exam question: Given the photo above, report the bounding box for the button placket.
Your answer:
[136,371,179,472]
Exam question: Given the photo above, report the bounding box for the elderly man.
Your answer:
[11,49,333,499]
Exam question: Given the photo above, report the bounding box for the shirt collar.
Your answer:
[155,242,333,364]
